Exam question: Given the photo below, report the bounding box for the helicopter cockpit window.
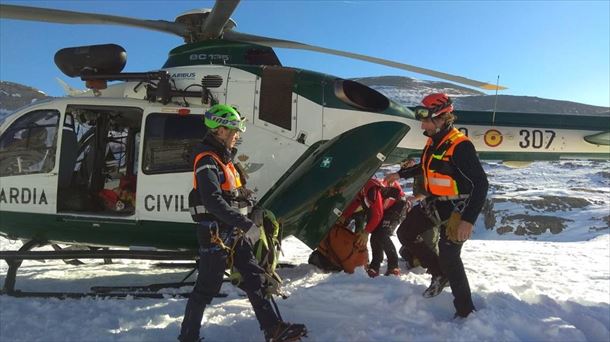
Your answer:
[0,109,59,176]
[143,113,206,174]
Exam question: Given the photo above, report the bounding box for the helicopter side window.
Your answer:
[143,113,206,174]
[0,109,59,176]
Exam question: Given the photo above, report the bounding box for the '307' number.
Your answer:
[519,129,556,149]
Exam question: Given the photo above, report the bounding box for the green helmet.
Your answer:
[204,104,246,132]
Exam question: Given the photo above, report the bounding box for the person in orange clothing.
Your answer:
[386,93,488,318]
[340,177,407,277]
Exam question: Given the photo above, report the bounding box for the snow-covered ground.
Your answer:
[0,234,608,342]
[1,161,609,342]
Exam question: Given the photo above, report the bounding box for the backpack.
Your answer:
[312,223,369,273]
[230,209,283,298]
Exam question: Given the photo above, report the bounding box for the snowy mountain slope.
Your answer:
[0,81,49,123]
[354,76,610,115]
[0,234,608,342]
[352,76,483,108]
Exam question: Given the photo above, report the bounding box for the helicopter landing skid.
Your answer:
[0,241,235,299]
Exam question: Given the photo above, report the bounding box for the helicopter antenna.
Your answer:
[491,75,500,126]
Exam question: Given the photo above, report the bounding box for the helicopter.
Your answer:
[0,1,608,297]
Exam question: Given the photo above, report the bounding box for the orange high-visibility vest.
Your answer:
[192,151,242,192]
[422,128,469,196]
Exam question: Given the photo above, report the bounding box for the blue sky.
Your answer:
[1,0,608,107]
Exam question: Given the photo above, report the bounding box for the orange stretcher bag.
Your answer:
[316,223,369,273]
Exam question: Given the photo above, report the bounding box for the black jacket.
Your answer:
[192,134,254,230]
[398,126,488,224]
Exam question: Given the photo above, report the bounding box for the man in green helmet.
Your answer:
[179,104,307,342]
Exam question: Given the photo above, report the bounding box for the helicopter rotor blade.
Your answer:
[0,4,186,37]
[224,31,506,90]
[201,0,240,39]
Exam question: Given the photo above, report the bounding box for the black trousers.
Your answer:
[438,226,475,317]
[369,222,399,271]
[396,205,442,276]
[179,223,279,342]
[397,201,475,316]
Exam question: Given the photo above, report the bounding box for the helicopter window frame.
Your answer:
[0,109,60,177]
[142,113,207,175]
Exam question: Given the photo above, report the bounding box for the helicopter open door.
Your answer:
[56,104,143,216]
[259,121,410,248]
[0,106,62,215]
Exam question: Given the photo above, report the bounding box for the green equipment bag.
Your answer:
[230,209,283,298]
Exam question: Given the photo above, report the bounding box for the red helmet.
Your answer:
[414,93,454,120]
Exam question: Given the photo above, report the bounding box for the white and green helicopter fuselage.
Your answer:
[0,62,608,250]
[0,63,413,249]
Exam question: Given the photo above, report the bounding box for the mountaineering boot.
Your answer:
[366,267,380,278]
[264,321,308,342]
[422,275,449,298]
[384,268,400,276]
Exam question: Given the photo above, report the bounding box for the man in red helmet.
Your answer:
[341,177,407,277]
[386,93,488,318]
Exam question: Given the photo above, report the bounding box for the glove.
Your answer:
[355,230,369,248]
[445,211,463,243]
[243,223,261,245]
